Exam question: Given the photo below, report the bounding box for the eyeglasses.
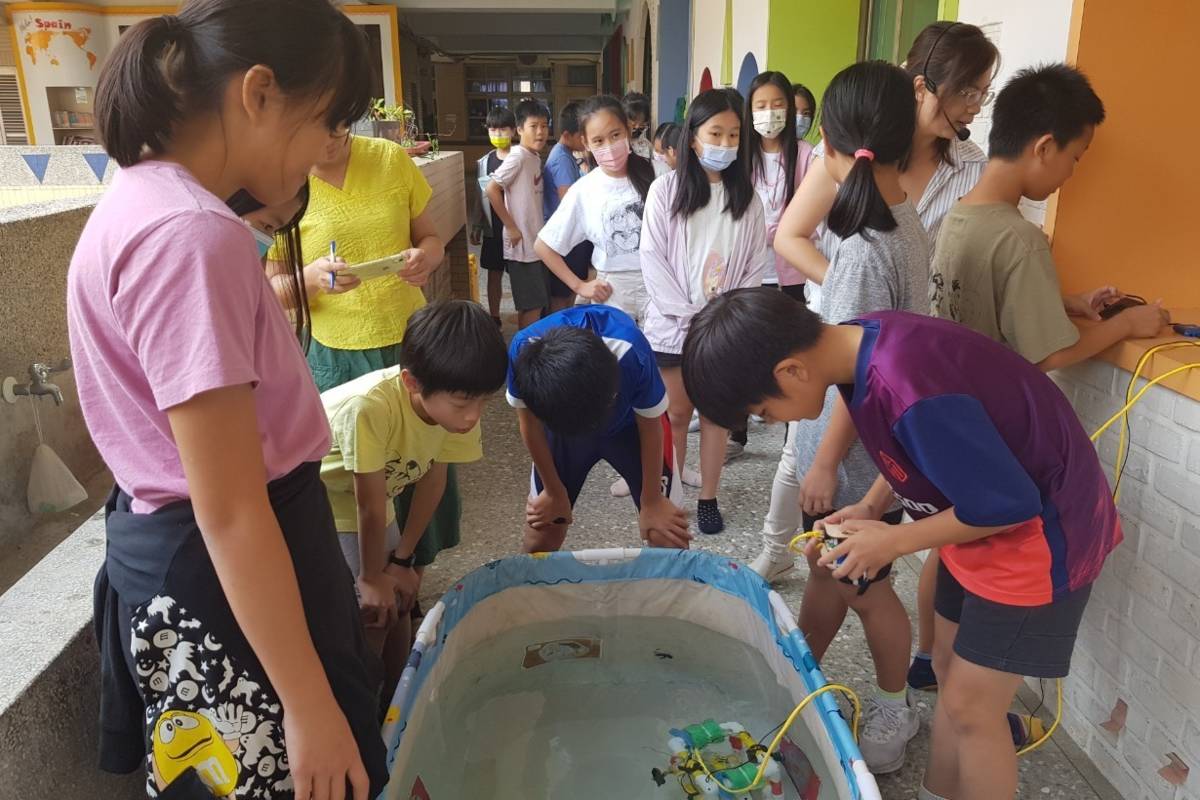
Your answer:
[957,87,995,107]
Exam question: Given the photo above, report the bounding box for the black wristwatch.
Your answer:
[388,552,416,569]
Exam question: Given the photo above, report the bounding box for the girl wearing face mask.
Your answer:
[534,94,657,326]
[746,71,816,298]
[640,88,772,535]
[227,183,312,348]
[794,82,817,142]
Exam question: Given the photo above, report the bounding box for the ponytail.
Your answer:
[625,151,656,204]
[95,0,372,168]
[96,15,184,167]
[820,61,916,240]
[827,152,895,240]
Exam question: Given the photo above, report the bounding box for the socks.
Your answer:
[875,685,908,709]
[697,498,724,535]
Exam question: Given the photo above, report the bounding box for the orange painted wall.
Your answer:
[1050,0,1200,304]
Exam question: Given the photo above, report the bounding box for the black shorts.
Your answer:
[779,283,807,302]
[480,236,506,271]
[548,241,594,298]
[654,350,683,369]
[804,508,903,594]
[935,561,1092,678]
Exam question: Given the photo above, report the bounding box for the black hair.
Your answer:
[988,63,1105,160]
[515,98,551,128]
[682,288,824,430]
[226,181,312,350]
[792,82,818,140]
[622,91,652,125]
[577,94,655,203]
[671,88,755,221]
[486,106,517,130]
[903,21,999,167]
[792,83,817,116]
[822,61,916,240]
[559,101,583,136]
[513,327,619,435]
[96,0,372,168]
[655,122,682,150]
[745,71,799,208]
[400,300,508,397]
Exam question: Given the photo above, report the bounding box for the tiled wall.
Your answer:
[1052,361,1200,800]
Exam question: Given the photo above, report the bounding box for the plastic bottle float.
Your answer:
[651,719,784,799]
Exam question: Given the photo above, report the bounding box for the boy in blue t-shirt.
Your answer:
[682,288,1121,800]
[507,306,690,552]
[543,100,594,313]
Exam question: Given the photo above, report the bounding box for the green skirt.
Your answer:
[308,336,462,568]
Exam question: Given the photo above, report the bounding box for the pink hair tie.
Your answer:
[854,148,875,161]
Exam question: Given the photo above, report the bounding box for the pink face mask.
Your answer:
[592,138,631,171]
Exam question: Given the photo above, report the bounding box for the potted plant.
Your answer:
[369,99,431,156]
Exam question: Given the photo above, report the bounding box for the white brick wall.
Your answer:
[1052,361,1200,800]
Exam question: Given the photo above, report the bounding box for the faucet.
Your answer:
[3,359,71,406]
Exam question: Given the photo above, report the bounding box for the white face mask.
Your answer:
[752,108,787,139]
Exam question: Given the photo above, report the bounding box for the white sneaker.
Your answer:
[724,440,745,462]
[858,696,920,774]
[749,547,794,582]
[688,411,701,433]
[610,478,631,497]
[680,466,702,488]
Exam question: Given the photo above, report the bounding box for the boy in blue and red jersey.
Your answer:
[681,288,1120,800]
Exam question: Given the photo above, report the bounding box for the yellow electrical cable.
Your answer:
[1110,342,1200,499]
[1091,361,1200,443]
[690,683,862,794]
[788,530,823,553]
[1015,678,1063,757]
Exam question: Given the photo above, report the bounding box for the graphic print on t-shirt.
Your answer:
[384,456,434,496]
[928,271,963,322]
[603,197,645,257]
[702,251,727,300]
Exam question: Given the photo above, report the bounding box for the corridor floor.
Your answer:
[415,304,1119,800]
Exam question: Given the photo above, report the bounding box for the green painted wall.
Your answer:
[766,0,861,109]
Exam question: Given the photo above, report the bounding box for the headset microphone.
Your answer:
[921,22,971,142]
[943,108,971,141]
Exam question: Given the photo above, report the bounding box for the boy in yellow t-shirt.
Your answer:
[320,301,508,693]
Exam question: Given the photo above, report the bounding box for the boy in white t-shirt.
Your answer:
[487,99,552,329]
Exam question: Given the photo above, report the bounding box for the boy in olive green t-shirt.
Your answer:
[319,301,507,694]
[930,64,1168,370]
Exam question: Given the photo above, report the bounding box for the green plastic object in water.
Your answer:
[716,761,759,791]
[684,719,726,748]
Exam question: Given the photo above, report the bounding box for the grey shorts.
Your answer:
[337,521,401,579]
[508,260,550,312]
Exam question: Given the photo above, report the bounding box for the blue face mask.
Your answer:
[251,227,274,259]
[697,142,738,172]
[796,115,813,139]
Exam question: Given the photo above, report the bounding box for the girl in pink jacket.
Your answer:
[639,88,772,534]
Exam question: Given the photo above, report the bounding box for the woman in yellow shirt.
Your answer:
[267,132,459,598]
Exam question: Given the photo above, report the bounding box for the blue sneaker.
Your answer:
[907,654,938,691]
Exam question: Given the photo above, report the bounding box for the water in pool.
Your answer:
[389,615,841,799]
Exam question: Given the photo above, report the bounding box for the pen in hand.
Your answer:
[329,241,337,290]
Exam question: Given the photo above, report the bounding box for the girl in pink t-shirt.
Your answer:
[67,3,386,798]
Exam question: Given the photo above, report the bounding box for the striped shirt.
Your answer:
[807,138,986,306]
[812,138,987,256]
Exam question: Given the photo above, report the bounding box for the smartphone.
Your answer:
[338,252,408,282]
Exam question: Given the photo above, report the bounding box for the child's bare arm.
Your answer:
[485,180,519,239]
[517,407,565,496]
[393,463,447,561]
[1038,303,1168,371]
[802,395,859,515]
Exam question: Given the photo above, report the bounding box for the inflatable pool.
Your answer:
[382,548,881,800]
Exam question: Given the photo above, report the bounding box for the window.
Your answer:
[863,0,940,63]
[567,65,595,86]
[465,63,553,142]
[1,72,30,145]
